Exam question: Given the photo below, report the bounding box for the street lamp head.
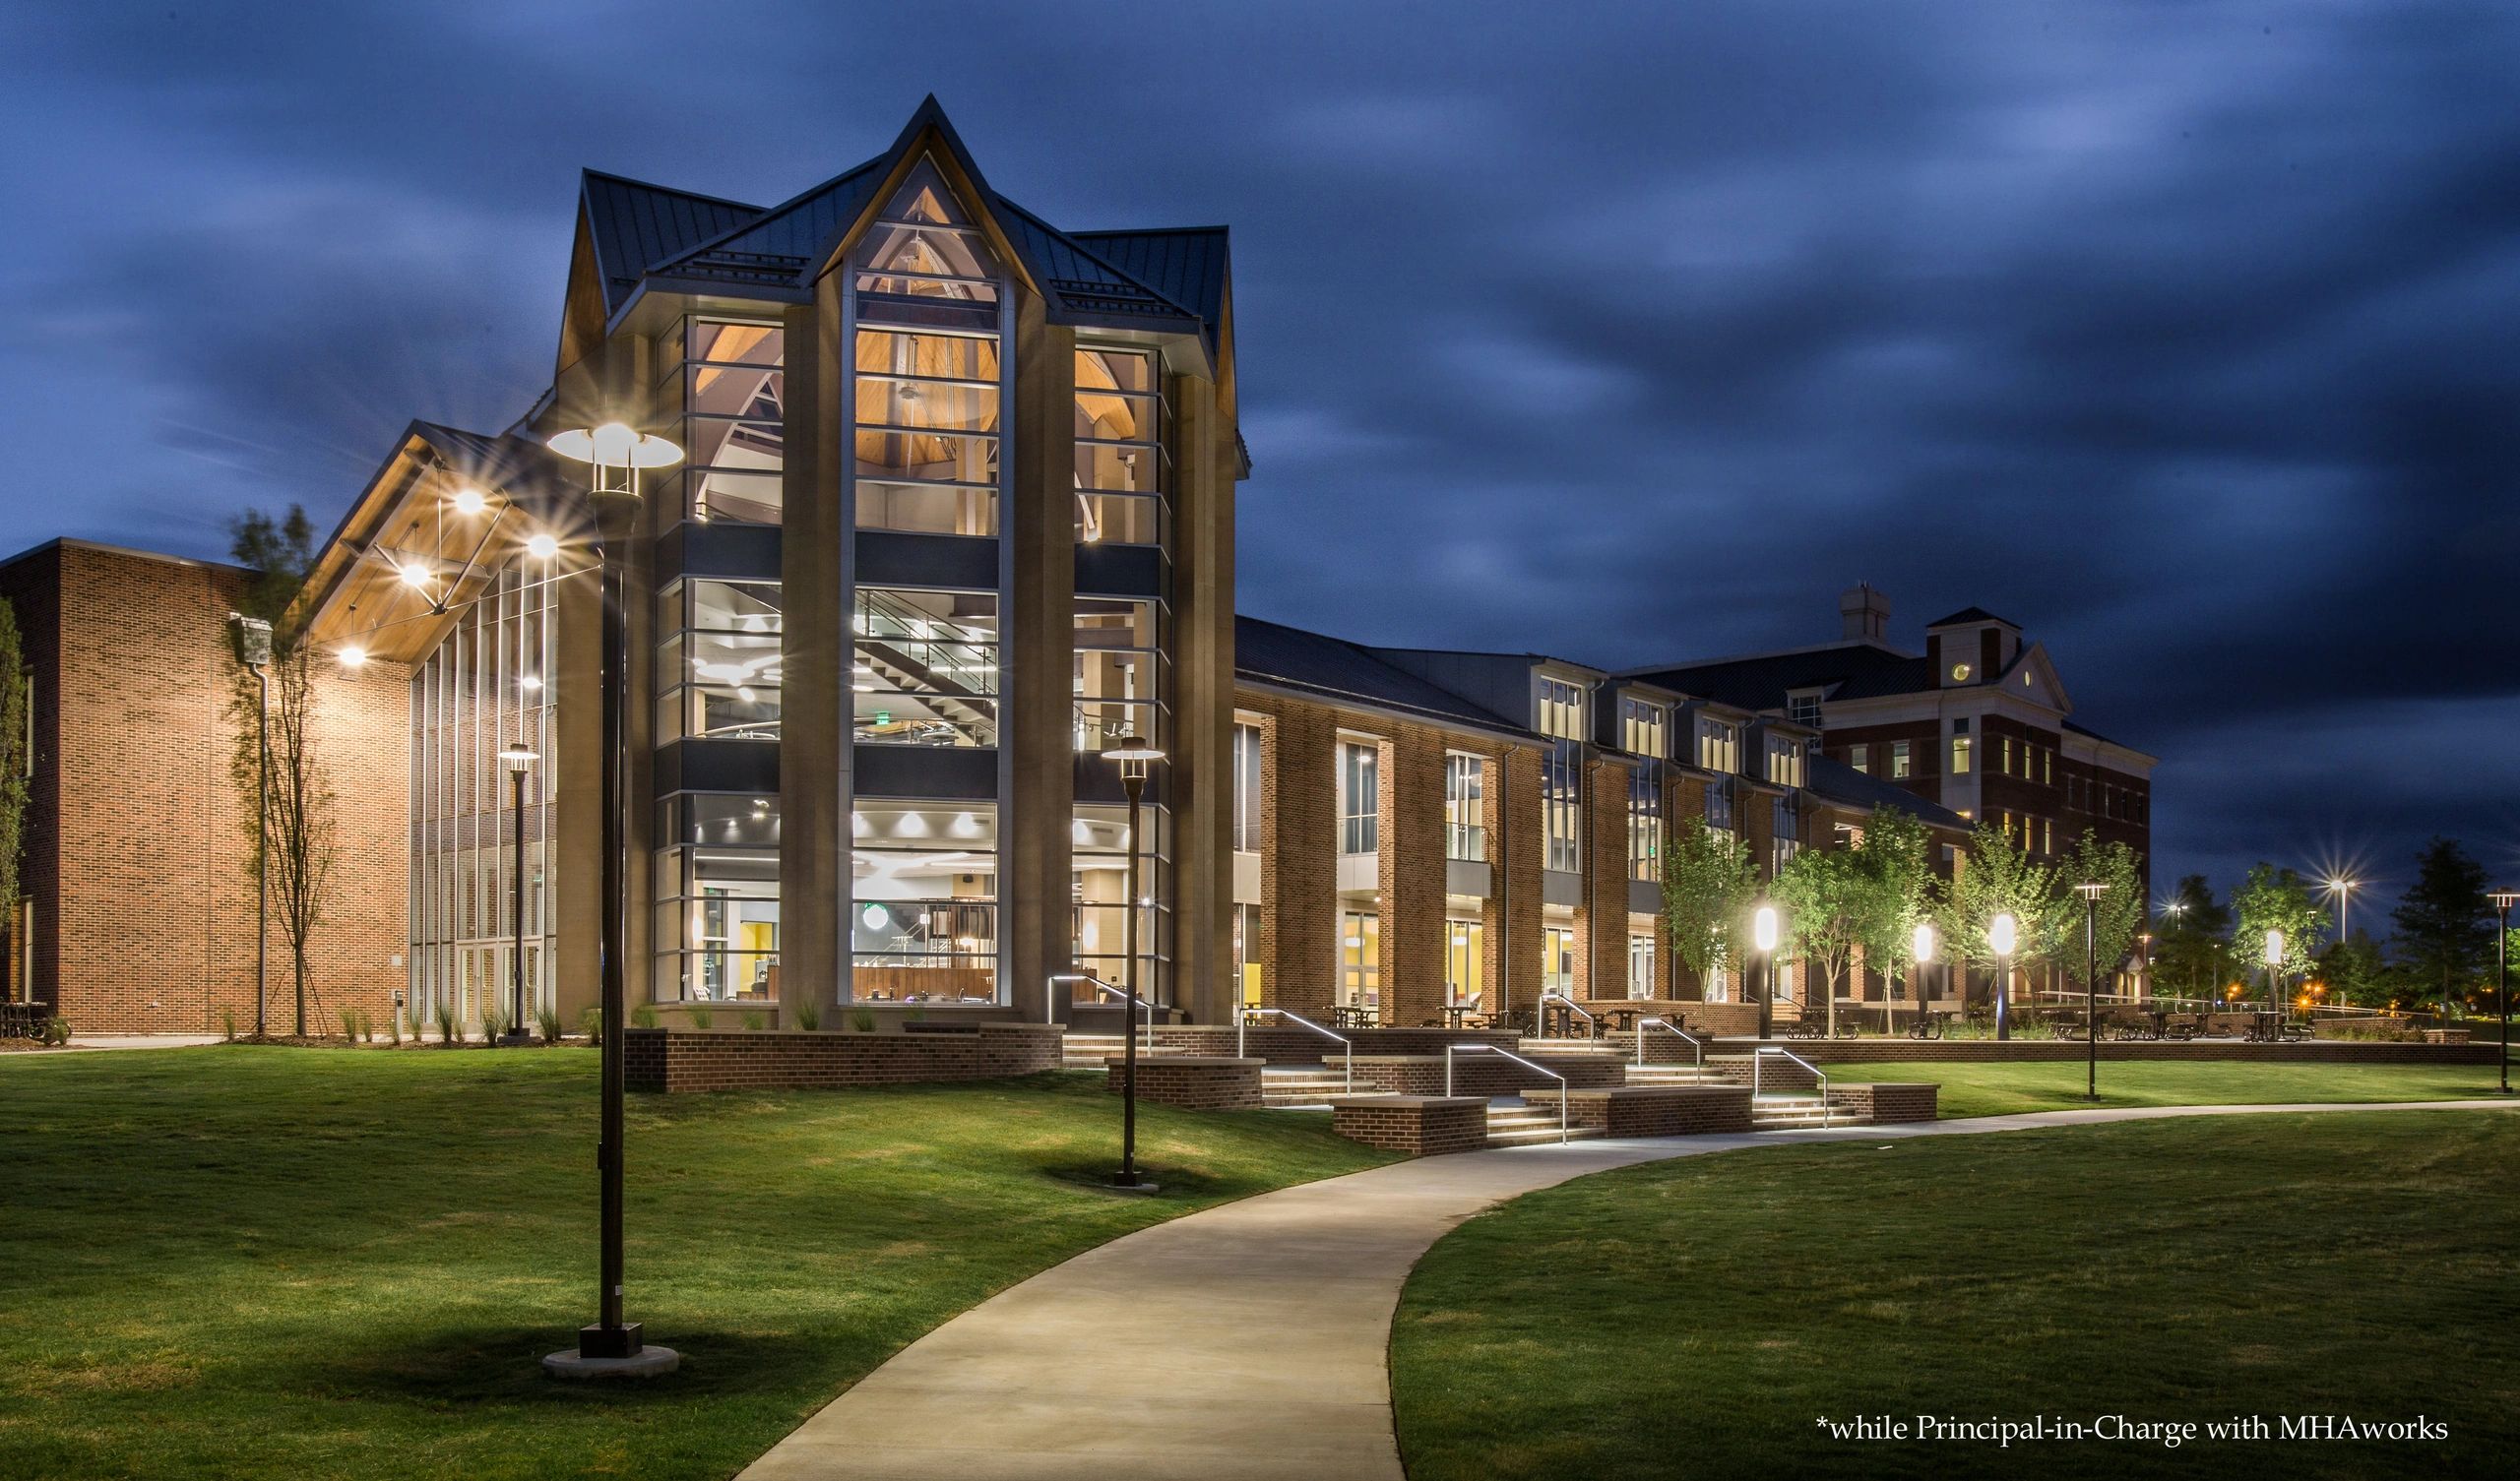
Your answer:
[1912,920,1936,963]
[2075,881,2106,902]
[498,746,537,773]
[1752,904,1779,955]
[2263,928,2285,966]
[1988,912,2018,957]
[548,422,684,470]
[2489,889,2520,912]
[1104,732,1163,784]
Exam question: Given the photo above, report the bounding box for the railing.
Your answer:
[1635,1018,1704,1069]
[1445,1043,1568,1144]
[1537,992,1597,1040]
[1752,1045,1831,1129]
[1238,1008,1354,1095]
[1051,971,1152,1052]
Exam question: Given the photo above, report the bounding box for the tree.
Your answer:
[226,507,336,1038]
[2390,836,2493,1013]
[0,598,26,999]
[1938,825,2069,996]
[2059,829,2145,998]
[1850,808,1934,1027]
[2151,874,2231,1003]
[1662,824,1759,1003]
[1774,808,1934,1033]
[2229,864,2326,1011]
[2313,930,2391,1010]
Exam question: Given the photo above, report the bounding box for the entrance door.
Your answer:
[1446,920,1484,1011]
[1339,911,1380,1017]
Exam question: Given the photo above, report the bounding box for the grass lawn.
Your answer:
[1393,1110,2520,1481]
[0,1048,1392,1480]
[1826,1059,2509,1119]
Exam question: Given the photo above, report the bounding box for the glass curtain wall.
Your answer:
[1540,678,1585,874]
[853,803,999,1000]
[658,579,784,742]
[851,160,1006,536]
[1073,597,1163,755]
[662,318,786,525]
[1075,347,1166,546]
[656,795,781,1001]
[1071,804,1168,999]
[1230,721,1263,853]
[410,564,555,1028]
[853,586,998,747]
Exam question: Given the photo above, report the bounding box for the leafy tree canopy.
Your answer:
[1662,825,1759,984]
[2389,836,2494,1004]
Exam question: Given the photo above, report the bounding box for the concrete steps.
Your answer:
[1750,1096,1862,1130]
[1060,1032,1139,1070]
[1260,1065,1354,1108]
[1484,1099,1606,1147]
[1622,1063,1733,1086]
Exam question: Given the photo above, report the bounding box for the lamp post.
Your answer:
[2075,882,2106,1100]
[1912,920,1936,1033]
[543,420,681,1379]
[498,746,537,1046]
[2489,890,2516,1096]
[228,614,273,1039]
[1752,903,1780,1040]
[1102,733,1164,1192]
[2263,928,2285,1038]
[2321,877,2356,1010]
[2164,898,2189,1004]
[1989,911,2018,1040]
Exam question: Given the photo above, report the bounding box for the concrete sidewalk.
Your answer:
[736,1099,2516,1481]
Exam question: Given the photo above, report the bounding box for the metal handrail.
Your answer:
[1635,1017,1703,1069]
[1753,1045,1831,1129]
[1054,971,1153,1052]
[1537,992,1597,1040]
[1446,1043,1568,1145]
[1239,1008,1354,1095]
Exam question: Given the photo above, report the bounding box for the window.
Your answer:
[1071,803,1167,1004]
[1950,718,1974,775]
[851,160,1007,537]
[1233,901,1262,1006]
[854,587,997,747]
[1890,739,1913,779]
[1444,753,1486,862]
[1538,676,1587,741]
[1628,763,1663,882]
[2042,748,2053,785]
[1340,741,1379,855]
[1998,735,2013,775]
[1627,932,1656,999]
[1230,722,1263,854]
[1772,795,1800,872]
[655,794,781,1002]
[1618,696,1666,758]
[668,318,786,525]
[1787,690,1823,726]
[1075,346,1166,546]
[1073,597,1164,755]
[1543,924,1575,999]
[1544,741,1582,873]
[1340,910,1381,1016]
[1705,778,1734,834]
[2043,817,2053,853]
[1849,743,1869,774]
[1766,735,1805,788]
[1446,919,1484,1009]
[1697,717,1737,774]
[657,579,783,743]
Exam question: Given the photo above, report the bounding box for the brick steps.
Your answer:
[1260,1065,1354,1108]
[1060,1032,1139,1070]
[1750,1096,1859,1130]
[1484,1100,1606,1147]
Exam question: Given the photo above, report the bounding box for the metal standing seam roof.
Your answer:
[1803,753,1971,831]
[580,172,765,316]
[1625,644,1933,711]
[1071,226,1229,336]
[1234,617,1531,736]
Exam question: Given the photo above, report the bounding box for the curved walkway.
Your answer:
[737,1100,2515,1481]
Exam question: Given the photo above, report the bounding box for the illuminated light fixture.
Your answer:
[526,532,560,561]
[398,561,434,590]
[2263,928,2284,967]
[338,646,368,669]
[861,903,889,931]
[1988,912,2019,957]
[519,674,543,692]
[1752,905,1779,955]
[1913,921,1936,963]
[735,687,757,704]
[547,420,684,469]
[453,486,487,516]
[497,745,538,771]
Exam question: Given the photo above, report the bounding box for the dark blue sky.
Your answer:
[3,2,2514,918]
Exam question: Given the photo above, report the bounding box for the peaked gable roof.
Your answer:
[1625,643,1932,711]
[579,171,764,317]
[1926,605,2015,629]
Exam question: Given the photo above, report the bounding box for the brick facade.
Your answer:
[1102,1055,1264,1110]
[1560,1084,1754,1136]
[1327,1095,1487,1156]
[0,541,410,1035]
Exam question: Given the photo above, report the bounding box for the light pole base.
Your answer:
[543,1344,679,1380]
[497,1029,536,1047]
[1104,1176,1162,1196]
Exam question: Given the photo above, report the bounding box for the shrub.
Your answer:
[794,1002,821,1031]
[220,1009,237,1042]
[741,1011,767,1031]
[41,1016,71,1047]
[686,1006,714,1030]
[631,1004,659,1030]
[338,1008,358,1043]
[434,999,460,1045]
[850,1008,877,1033]
[536,1005,562,1044]
[481,1003,511,1044]
[580,1006,603,1046]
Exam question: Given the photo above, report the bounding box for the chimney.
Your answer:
[1839,583,1891,643]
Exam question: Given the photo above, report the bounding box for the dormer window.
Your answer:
[1696,717,1738,774]
[1618,696,1666,758]
[1766,735,1805,788]
[1787,690,1823,726]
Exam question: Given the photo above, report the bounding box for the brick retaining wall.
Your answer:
[625,1022,1064,1092]
[1555,1084,1754,1137]
[1103,1056,1264,1110]
[1825,1082,1938,1123]
[1703,1038,2497,1066]
[1328,1095,1488,1156]
[1148,1025,1521,1065]
[1352,1051,1629,1097]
